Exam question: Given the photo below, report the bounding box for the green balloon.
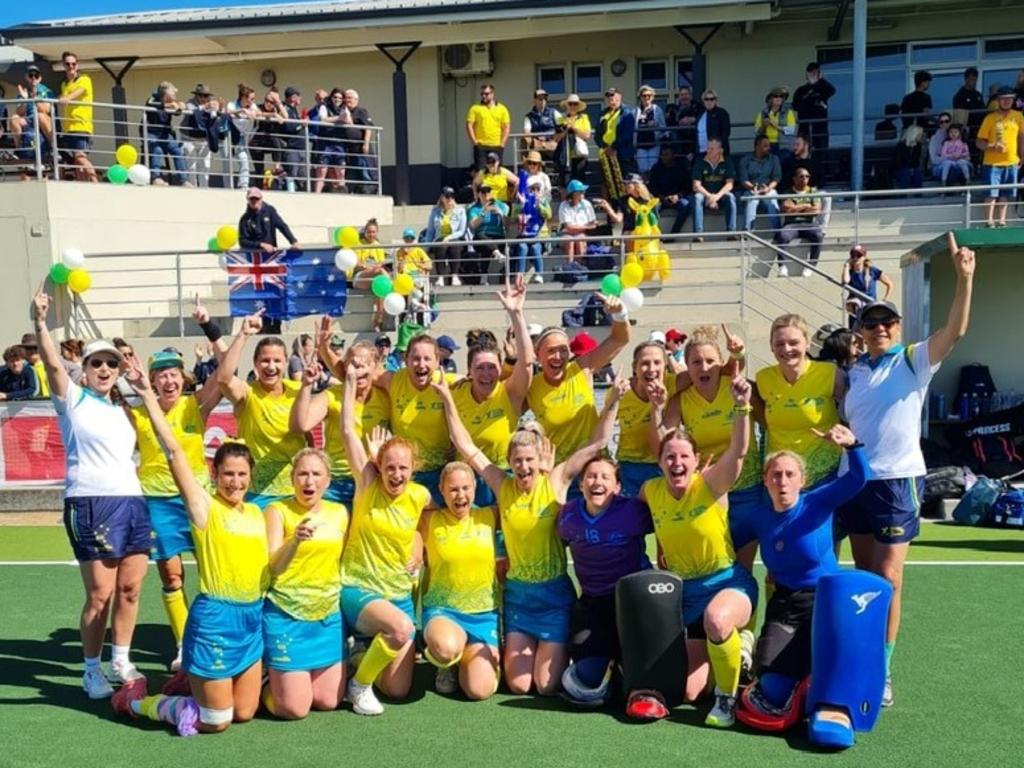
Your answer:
[371,274,394,298]
[106,164,129,185]
[601,273,623,296]
[49,263,71,285]
[207,237,222,253]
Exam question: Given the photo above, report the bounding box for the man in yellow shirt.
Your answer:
[976,86,1024,228]
[465,83,510,170]
[57,51,98,183]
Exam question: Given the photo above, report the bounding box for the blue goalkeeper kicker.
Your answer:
[807,570,893,745]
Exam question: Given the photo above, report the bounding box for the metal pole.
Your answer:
[853,193,861,243]
[33,101,43,181]
[964,189,972,228]
[739,233,747,323]
[851,0,867,191]
[176,252,185,337]
[392,69,410,204]
[303,123,311,193]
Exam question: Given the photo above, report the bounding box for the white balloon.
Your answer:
[382,291,406,316]
[334,248,358,272]
[620,287,644,311]
[62,247,85,269]
[127,163,151,185]
[217,253,228,270]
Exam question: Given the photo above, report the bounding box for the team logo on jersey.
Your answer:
[850,590,883,615]
[648,581,676,594]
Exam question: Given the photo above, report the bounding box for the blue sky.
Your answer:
[0,1,324,29]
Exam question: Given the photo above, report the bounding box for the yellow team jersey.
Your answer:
[754,108,796,144]
[756,361,841,487]
[193,495,269,603]
[479,169,513,202]
[33,360,49,398]
[617,373,676,463]
[236,379,306,497]
[341,478,430,599]
[680,378,762,491]
[267,497,349,621]
[498,475,565,583]
[388,369,457,471]
[400,246,433,275]
[438,213,453,238]
[451,379,517,470]
[527,361,597,464]
[644,474,734,579]
[133,395,210,497]
[357,242,387,268]
[466,102,511,147]
[422,507,497,614]
[323,384,390,479]
[978,110,1024,166]
[60,75,94,134]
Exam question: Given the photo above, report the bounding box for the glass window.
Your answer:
[818,43,907,67]
[538,66,566,96]
[638,59,668,92]
[929,72,967,115]
[984,38,1024,60]
[983,68,1022,96]
[675,59,694,92]
[910,41,977,66]
[825,68,907,146]
[575,64,602,95]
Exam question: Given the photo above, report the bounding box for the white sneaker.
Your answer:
[491,248,506,263]
[435,275,445,287]
[170,646,183,672]
[346,679,384,716]
[882,676,894,708]
[705,687,737,728]
[107,659,145,685]
[83,667,114,699]
[802,267,813,278]
[533,273,544,284]
[777,264,789,277]
[435,666,459,695]
[450,274,462,286]
[739,629,755,681]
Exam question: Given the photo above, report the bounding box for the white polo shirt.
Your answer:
[54,382,143,498]
[844,342,939,480]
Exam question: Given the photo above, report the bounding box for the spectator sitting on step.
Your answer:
[520,150,553,203]
[558,179,598,264]
[398,228,433,278]
[691,137,737,239]
[927,112,951,180]
[874,103,900,143]
[472,151,518,205]
[647,144,693,235]
[11,64,55,164]
[425,187,467,287]
[59,338,84,384]
[773,167,823,277]
[351,218,390,332]
[739,134,782,233]
[466,184,510,285]
[513,176,551,283]
[18,334,48,397]
[937,124,973,185]
[0,345,39,400]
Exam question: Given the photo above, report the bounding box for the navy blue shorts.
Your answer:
[836,476,923,544]
[59,132,91,160]
[62,496,151,561]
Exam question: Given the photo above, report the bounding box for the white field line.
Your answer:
[1,559,1023,567]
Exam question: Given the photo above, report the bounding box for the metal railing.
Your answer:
[0,97,384,194]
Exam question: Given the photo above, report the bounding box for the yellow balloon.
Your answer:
[339,226,360,249]
[115,144,138,168]
[621,262,644,288]
[657,250,671,281]
[68,268,92,294]
[216,225,239,251]
[393,273,415,296]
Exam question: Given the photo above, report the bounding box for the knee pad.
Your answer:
[615,571,686,707]
[560,660,612,708]
[198,705,234,726]
[807,571,893,733]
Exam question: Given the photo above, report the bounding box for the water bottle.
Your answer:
[958,393,970,420]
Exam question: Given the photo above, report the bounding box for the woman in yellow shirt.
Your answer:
[218,311,307,508]
[451,277,534,506]
[615,340,676,495]
[754,314,844,489]
[351,218,390,332]
[112,365,269,736]
[418,461,501,700]
[291,340,390,507]
[128,349,222,678]
[339,364,431,716]
[262,448,349,720]
[436,374,623,696]
[640,375,756,729]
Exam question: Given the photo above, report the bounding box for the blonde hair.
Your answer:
[901,125,924,148]
[770,314,810,345]
[440,461,476,489]
[658,427,698,460]
[347,340,380,365]
[292,447,331,475]
[684,325,722,363]
[763,450,807,483]
[506,423,545,462]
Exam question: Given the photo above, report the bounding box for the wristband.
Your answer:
[198,320,223,343]
[612,310,628,323]
[733,404,753,415]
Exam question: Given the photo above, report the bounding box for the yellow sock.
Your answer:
[425,647,462,669]
[161,588,189,646]
[706,629,742,696]
[261,685,277,716]
[138,694,166,722]
[353,634,401,686]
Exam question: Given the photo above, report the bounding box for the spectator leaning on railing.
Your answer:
[0,346,39,401]
[11,64,55,162]
[144,81,188,187]
[224,83,259,190]
[57,51,97,183]
[280,86,307,192]
[343,89,376,193]
[250,88,287,186]
[180,83,217,187]
[522,88,561,167]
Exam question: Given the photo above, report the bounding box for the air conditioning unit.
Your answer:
[441,43,493,77]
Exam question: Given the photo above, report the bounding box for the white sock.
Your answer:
[112,645,130,665]
[84,655,101,671]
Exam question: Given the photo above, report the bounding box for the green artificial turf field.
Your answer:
[1,521,1022,768]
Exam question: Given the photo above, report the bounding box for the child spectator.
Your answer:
[0,346,39,400]
[397,228,432,278]
[513,176,551,281]
[937,124,972,184]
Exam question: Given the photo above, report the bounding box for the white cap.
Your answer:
[648,330,667,344]
[527,323,544,337]
[526,174,545,190]
[82,340,125,364]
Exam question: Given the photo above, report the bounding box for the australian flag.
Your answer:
[226,248,347,319]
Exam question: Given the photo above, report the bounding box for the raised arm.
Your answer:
[342,364,378,488]
[928,232,975,364]
[315,315,343,377]
[125,360,211,527]
[31,287,70,400]
[647,377,672,456]
[496,275,534,408]
[217,311,263,405]
[702,376,752,498]
[432,374,507,496]
[291,362,329,434]
[577,293,631,372]
[266,504,317,577]
[551,374,625,499]
[799,426,869,526]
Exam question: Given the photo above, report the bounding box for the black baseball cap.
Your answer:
[284,86,301,98]
[856,300,902,327]
[374,334,391,347]
[440,185,455,197]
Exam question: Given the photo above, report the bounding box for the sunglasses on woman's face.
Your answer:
[89,358,120,369]
[861,319,899,331]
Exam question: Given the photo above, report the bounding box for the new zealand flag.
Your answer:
[226,248,347,319]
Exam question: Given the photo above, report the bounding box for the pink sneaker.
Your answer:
[162,669,191,697]
[111,676,148,717]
